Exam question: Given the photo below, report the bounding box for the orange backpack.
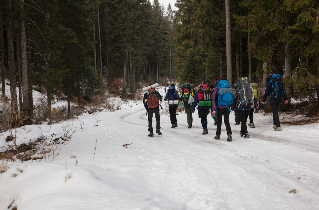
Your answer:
[147,89,159,108]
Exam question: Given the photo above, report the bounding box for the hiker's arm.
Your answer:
[262,82,271,103]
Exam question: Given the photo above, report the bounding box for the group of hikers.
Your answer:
[143,74,288,141]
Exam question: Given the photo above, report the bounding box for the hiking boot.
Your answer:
[244,133,249,138]
[174,122,178,127]
[202,129,208,135]
[156,130,162,135]
[171,124,176,128]
[273,125,277,129]
[188,124,192,128]
[274,127,282,131]
[148,133,154,137]
[249,123,255,128]
[227,134,232,141]
[214,135,220,140]
[240,133,244,137]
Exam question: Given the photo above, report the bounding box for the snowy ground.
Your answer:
[1,87,319,210]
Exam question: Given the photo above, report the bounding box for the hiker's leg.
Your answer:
[148,110,154,132]
[271,103,280,127]
[201,110,208,130]
[169,106,175,124]
[155,109,160,130]
[173,106,178,124]
[234,108,240,124]
[224,109,232,135]
[216,108,223,135]
[249,108,254,124]
[239,110,248,135]
[185,107,192,125]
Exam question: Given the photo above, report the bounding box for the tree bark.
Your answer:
[262,62,268,88]
[21,0,29,116]
[248,20,252,81]
[16,36,23,112]
[7,0,18,114]
[284,44,292,78]
[225,0,232,83]
[97,5,102,78]
[0,11,5,95]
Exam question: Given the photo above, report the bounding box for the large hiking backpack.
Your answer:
[237,77,253,106]
[216,80,234,107]
[167,86,178,105]
[147,89,160,108]
[270,74,285,100]
[182,83,194,104]
[198,84,212,107]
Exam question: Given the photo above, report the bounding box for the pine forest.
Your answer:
[1,0,319,128]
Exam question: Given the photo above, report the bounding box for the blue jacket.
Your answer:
[263,75,288,105]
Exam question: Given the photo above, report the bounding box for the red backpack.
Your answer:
[147,89,159,108]
[198,84,212,107]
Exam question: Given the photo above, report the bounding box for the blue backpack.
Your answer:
[216,80,234,106]
[270,74,286,100]
[167,86,177,100]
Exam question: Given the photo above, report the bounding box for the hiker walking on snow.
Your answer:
[248,83,259,128]
[165,84,180,128]
[262,74,288,131]
[181,83,195,128]
[233,83,240,125]
[143,84,163,137]
[193,84,212,135]
[211,78,234,141]
[235,77,254,138]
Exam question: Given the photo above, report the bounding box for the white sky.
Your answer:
[1,85,319,209]
[158,0,177,10]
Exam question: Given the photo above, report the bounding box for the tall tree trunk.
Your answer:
[123,53,127,94]
[21,0,29,117]
[0,11,5,95]
[16,36,23,112]
[225,0,232,83]
[28,52,33,119]
[284,44,292,78]
[93,4,97,72]
[248,20,252,81]
[47,90,52,120]
[262,62,268,88]
[97,5,102,78]
[7,0,18,115]
[170,49,172,84]
[236,48,239,80]
[219,57,223,78]
[239,34,243,78]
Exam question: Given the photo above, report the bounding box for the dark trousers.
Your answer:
[148,109,160,133]
[234,108,240,124]
[271,103,280,127]
[238,110,250,135]
[185,106,193,126]
[216,108,232,135]
[248,108,254,124]
[169,105,178,125]
[198,109,210,130]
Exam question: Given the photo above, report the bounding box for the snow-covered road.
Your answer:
[1,89,319,210]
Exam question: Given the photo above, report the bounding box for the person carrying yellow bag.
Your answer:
[181,83,195,128]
